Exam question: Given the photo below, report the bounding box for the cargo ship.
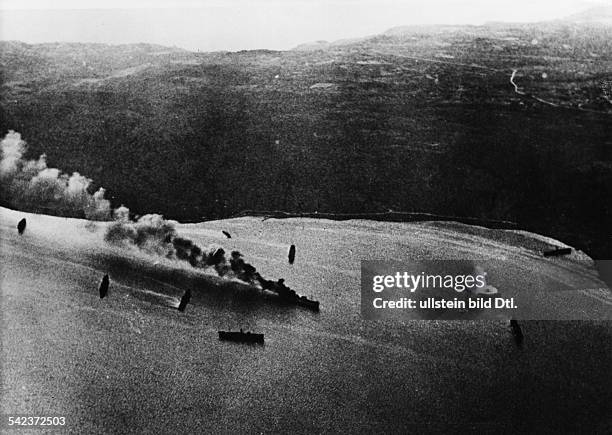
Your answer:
[218,329,264,344]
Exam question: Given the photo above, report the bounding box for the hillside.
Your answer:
[1,206,611,432]
[561,5,612,25]
[1,21,611,258]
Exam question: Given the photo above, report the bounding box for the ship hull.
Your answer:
[218,331,264,344]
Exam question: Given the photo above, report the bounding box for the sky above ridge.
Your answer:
[0,0,609,51]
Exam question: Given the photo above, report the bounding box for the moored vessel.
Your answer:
[218,329,264,344]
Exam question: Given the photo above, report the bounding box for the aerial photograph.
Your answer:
[1,0,611,433]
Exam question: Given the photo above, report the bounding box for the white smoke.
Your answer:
[0,131,25,176]
[0,130,112,220]
[86,187,112,220]
[113,205,131,222]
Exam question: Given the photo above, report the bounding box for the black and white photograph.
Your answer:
[1,0,611,433]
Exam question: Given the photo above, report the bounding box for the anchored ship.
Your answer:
[543,247,572,257]
[218,329,264,344]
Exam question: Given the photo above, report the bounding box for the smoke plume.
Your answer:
[0,131,111,220]
[104,209,263,286]
[0,131,294,295]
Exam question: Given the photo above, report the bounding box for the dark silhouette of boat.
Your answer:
[218,329,264,344]
[288,244,296,264]
[509,319,524,347]
[99,274,110,299]
[178,289,191,312]
[17,218,26,235]
[222,230,232,239]
[543,247,572,257]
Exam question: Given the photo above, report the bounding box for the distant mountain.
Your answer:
[1,20,611,258]
[383,24,486,36]
[293,40,331,51]
[562,5,612,25]
[382,6,612,38]
[292,36,368,51]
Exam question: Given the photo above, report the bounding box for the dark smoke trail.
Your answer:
[229,251,258,283]
[0,133,306,303]
[104,209,267,287]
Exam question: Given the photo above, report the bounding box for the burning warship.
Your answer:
[105,215,320,312]
[226,250,320,311]
[256,276,320,312]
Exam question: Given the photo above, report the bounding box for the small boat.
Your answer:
[288,244,296,264]
[17,218,26,235]
[177,289,191,312]
[543,247,572,257]
[509,319,524,347]
[99,274,110,299]
[218,329,264,344]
